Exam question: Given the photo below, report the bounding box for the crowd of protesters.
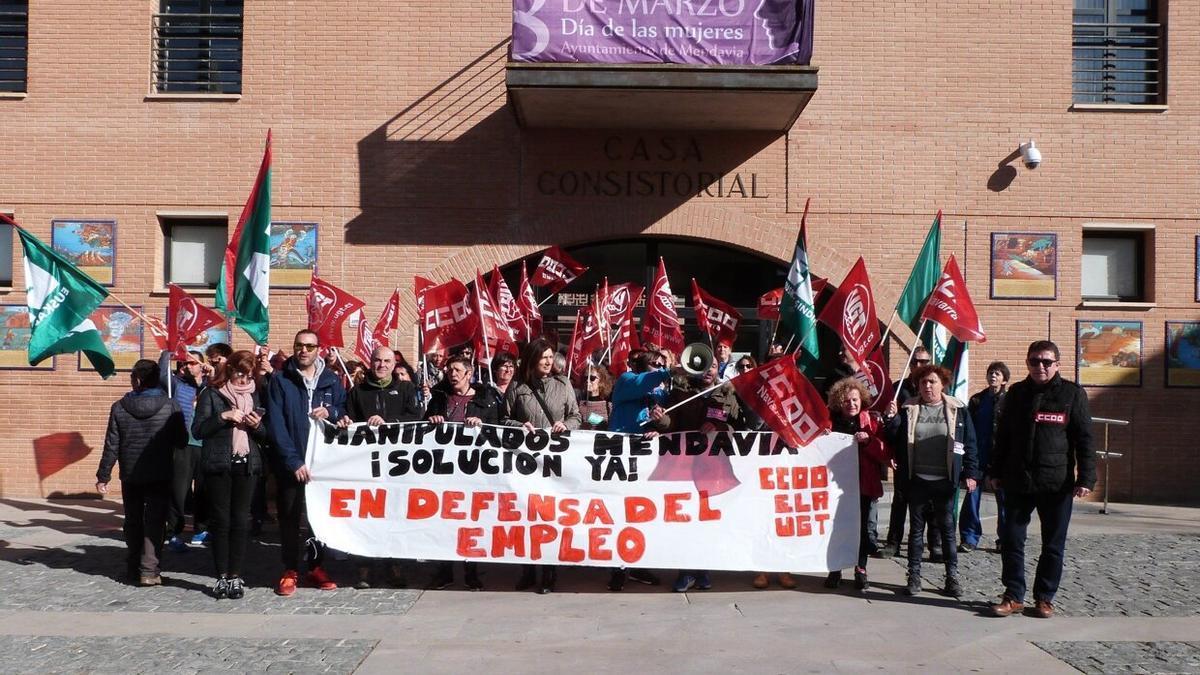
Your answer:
[97,328,1093,618]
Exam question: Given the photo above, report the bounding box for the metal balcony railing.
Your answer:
[1072,21,1163,105]
[152,10,243,94]
[0,3,28,93]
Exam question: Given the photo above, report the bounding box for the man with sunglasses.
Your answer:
[988,340,1095,619]
[266,329,351,596]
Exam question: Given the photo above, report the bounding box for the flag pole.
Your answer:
[877,309,901,353]
[638,380,727,427]
[332,347,354,384]
[891,319,929,406]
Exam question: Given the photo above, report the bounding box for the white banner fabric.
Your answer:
[306,423,860,572]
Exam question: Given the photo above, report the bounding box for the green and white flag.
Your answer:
[15,224,114,377]
[895,211,942,331]
[780,198,820,362]
[216,131,272,345]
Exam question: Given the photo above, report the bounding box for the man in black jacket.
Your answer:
[346,346,422,588]
[988,340,1095,619]
[96,359,188,586]
[347,346,423,427]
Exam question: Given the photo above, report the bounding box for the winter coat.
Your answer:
[887,394,978,486]
[97,388,187,485]
[656,370,742,433]
[504,375,581,429]
[608,369,672,433]
[426,385,507,425]
[191,386,269,475]
[347,377,423,424]
[989,373,1095,494]
[266,357,347,473]
[832,411,892,500]
[967,386,1007,472]
[158,350,202,446]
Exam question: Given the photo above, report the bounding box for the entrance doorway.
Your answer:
[500,237,789,360]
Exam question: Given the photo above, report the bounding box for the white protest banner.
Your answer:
[306,423,860,572]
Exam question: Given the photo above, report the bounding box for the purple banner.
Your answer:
[512,0,814,66]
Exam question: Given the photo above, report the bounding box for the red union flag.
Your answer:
[568,306,606,372]
[420,278,477,354]
[373,289,401,347]
[603,282,643,323]
[355,310,379,364]
[641,258,685,356]
[144,313,170,351]
[816,257,881,365]
[565,310,586,375]
[516,263,542,341]
[414,275,436,316]
[167,283,226,359]
[757,287,783,321]
[307,274,366,349]
[608,305,641,376]
[691,279,742,348]
[854,346,894,412]
[530,245,588,294]
[919,255,987,343]
[731,357,831,448]
[473,270,519,359]
[489,266,529,340]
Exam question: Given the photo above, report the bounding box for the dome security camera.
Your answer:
[1020,140,1042,169]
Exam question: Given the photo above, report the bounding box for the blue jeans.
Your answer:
[999,489,1074,602]
[959,480,1007,547]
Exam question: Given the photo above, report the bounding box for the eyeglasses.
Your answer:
[1028,357,1058,368]
[293,343,319,352]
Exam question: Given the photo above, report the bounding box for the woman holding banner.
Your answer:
[504,338,581,594]
[425,355,507,591]
[823,377,891,592]
[191,350,267,600]
[885,365,978,598]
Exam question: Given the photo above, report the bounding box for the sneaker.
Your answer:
[628,569,660,585]
[227,577,245,600]
[608,569,627,592]
[428,567,454,591]
[824,571,842,589]
[190,530,209,545]
[139,573,163,587]
[464,569,483,592]
[694,572,712,591]
[957,542,977,553]
[778,573,797,590]
[166,536,189,553]
[905,574,922,596]
[945,576,963,598]
[276,570,299,596]
[752,573,769,589]
[355,567,373,590]
[854,568,869,591]
[212,577,229,599]
[672,574,696,593]
[305,566,337,591]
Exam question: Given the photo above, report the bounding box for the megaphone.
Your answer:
[680,342,714,376]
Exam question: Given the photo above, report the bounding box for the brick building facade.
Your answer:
[1,2,1195,502]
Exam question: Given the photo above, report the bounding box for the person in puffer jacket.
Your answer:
[96,359,188,587]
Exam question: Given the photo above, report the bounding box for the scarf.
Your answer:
[218,379,256,458]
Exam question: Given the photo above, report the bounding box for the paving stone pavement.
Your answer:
[898,533,1200,617]
[0,635,378,674]
[1034,641,1200,674]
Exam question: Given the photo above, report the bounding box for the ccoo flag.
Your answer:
[215,131,272,345]
[12,220,114,377]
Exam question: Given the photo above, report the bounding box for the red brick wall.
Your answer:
[1,2,1195,502]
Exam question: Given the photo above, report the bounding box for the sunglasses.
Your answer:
[653,362,666,368]
[1028,357,1058,368]
[588,375,599,381]
[293,343,319,352]
[914,359,931,365]
[737,363,753,370]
